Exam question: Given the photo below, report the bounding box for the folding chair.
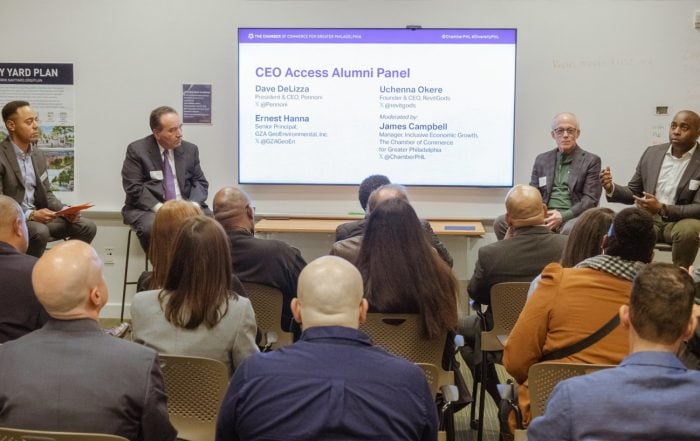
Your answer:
[242,282,294,351]
[159,354,229,441]
[471,282,530,441]
[0,427,127,441]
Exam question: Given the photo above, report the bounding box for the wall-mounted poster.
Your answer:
[0,63,75,192]
[182,83,212,124]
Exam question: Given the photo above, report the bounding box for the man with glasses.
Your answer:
[601,110,700,268]
[494,112,602,239]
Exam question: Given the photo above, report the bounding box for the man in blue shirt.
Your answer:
[528,262,700,440]
[216,255,438,441]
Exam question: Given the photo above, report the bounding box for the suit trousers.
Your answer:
[27,217,97,257]
[655,218,700,268]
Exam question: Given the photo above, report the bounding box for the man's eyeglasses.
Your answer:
[553,127,578,136]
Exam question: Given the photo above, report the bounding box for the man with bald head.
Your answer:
[213,186,306,334]
[332,182,453,266]
[0,195,48,342]
[494,112,601,239]
[0,241,175,440]
[216,256,438,441]
[601,110,700,268]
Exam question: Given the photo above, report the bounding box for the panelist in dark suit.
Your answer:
[0,241,175,440]
[495,113,601,239]
[0,101,96,257]
[601,110,700,268]
[0,195,48,343]
[122,105,210,251]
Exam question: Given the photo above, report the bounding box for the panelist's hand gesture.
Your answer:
[600,166,614,193]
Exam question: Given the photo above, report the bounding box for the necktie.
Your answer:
[163,150,176,201]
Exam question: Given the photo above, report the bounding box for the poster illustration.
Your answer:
[0,63,75,192]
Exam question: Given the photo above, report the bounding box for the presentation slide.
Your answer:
[238,28,516,187]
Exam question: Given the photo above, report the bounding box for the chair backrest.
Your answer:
[360,313,454,387]
[528,362,614,418]
[158,354,229,422]
[415,362,440,396]
[0,427,128,441]
[242,282,294,349]
[480,282,530,352]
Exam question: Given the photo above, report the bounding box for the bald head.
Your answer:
[367,184,409,214]
[551,112,579,130]
[505,185,547,229]
[32,241,108,320]
[213,186,254,231]
[292,256,366,330]
[0,195,28,252]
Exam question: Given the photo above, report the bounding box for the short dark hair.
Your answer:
[358,174,390,211]
[149,106,178,131]
[2,100,30,122]
[604,207,656,263]
[560,207,615,267]
[630,262,695,344]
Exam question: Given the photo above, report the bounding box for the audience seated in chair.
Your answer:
[0,241,175,440]
[216,256,438,441]
[503,207,657,432]
[0,195,48,343]
[131,216,258,376]
[528,263,700,440]
[213,186,306,335]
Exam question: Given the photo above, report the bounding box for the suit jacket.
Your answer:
[335,218,454,267]
[0,318,176,441]
[0,241,48,343]
[528,352,700,440]
[121,135,210,224]
[468,226,567,305]
[607,143,700,221]
[0,138,63,211]
[131,289,259,376]
[529,145,601,218]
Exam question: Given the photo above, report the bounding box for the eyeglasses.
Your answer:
[553,127,578,136]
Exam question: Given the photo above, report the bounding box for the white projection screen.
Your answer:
[238,28,517,187]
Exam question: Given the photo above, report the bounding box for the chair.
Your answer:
[416,363,459,441]
[120,228,149,321]
[158,354,229,441]
[360,314,458,441]
[528,361,613,419]
[0,427,128,441]
[241,282,294,351]
[471,282,530,441]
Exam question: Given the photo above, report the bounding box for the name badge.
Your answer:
[150,170,164,180]
[690,179,700,191]
[40,171,48,181]
[538,176,547,188]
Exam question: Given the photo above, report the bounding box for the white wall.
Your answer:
[2,0,700,316]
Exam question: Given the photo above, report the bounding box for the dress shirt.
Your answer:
[527,351,700,440]
[548,151,574,221]
[11,141,37,215]
[216,326,438,441]
[655,144,696,205]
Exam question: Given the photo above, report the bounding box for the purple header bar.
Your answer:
[239,28,516,45]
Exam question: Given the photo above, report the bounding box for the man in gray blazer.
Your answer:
[122,106,210,251]
[0,101,96,257]
[601,110,700,268]
[0,240,176,440]
[495,113,601,239]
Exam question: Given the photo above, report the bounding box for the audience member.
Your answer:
[137,199,202,291]
[0,195,48,342]
[528,263,700,440]
[527,207,614,296]
[122,105,210,252]
[132,216,258,376]
[0,241,175,440]
[216,256,438,441]
[494,112,601,239]
[335,175,453,267]
[601,110,700,267]
[213,186,306,334]
[0,100,96,257]
[504,207,657,430]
